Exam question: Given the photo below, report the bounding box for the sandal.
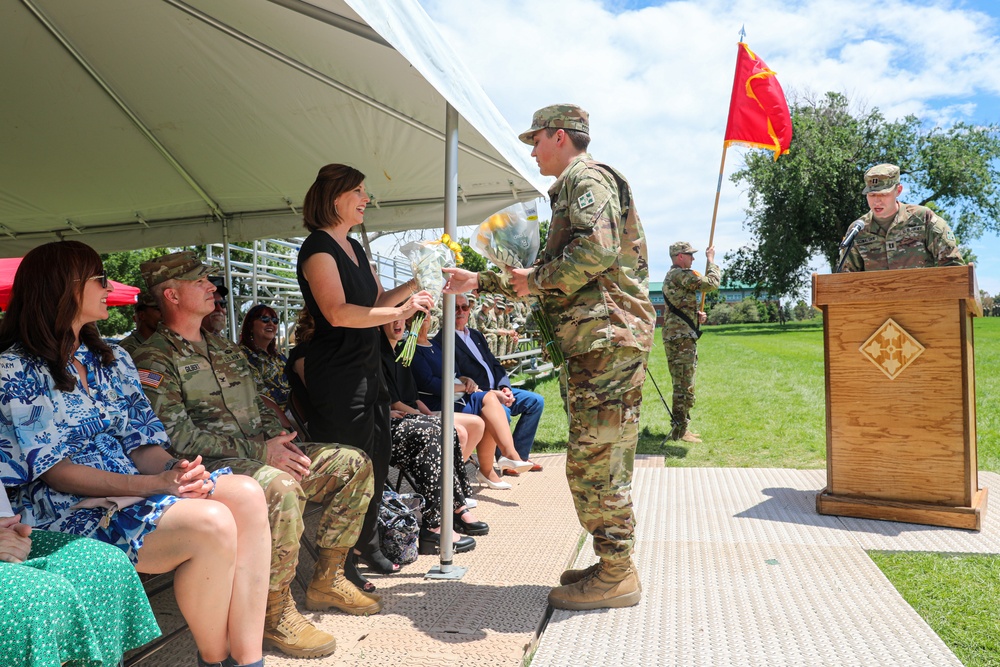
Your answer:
[357,548,400,574]
[343,550,377,593]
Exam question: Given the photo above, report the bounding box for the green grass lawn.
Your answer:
[520,315,1000,667]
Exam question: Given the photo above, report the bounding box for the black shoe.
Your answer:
[453,508,489,536]
[418,526,476,555]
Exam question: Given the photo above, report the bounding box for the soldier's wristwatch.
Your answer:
[164,457,181,472]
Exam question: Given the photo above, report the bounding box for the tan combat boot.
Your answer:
[559,561,601,586]
[680,431,702,443]
[263,588,337,658]
[548,559,642,611]
[305,546,383,615]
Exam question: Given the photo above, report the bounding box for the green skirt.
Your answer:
[0,530,160,667]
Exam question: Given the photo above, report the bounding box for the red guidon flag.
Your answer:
[724,42,792,160]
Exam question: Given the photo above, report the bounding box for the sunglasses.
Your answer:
[257,315,279,324]
[76,274,109,288]
[457,304,471,312]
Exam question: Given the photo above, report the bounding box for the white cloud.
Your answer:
[418,0,1000,291]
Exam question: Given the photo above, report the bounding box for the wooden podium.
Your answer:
[813,265,987,530]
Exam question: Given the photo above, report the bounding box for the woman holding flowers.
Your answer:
[296,163,434,583]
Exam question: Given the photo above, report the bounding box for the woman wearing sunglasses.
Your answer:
[0,241,270,667]
[240,304,291,413]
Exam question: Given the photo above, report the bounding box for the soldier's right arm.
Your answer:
[133,347,268,463]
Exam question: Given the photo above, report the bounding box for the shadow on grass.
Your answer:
[706,320,824,337]
[638,426,687,458]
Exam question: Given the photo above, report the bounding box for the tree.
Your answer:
[98,247,174,337]
[728,92,1000,298]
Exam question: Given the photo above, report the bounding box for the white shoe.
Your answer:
[464,498,478,509]
[497,456,532,474]
[476,470,512,490]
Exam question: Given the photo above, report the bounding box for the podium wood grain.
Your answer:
[813,266,985,530]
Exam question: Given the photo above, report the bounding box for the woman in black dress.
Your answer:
[297,164,434,588]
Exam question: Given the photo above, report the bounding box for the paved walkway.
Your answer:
[132,462,1000,666]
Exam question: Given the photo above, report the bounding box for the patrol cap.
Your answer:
[208,275,229,298]
[480,293,494,307]
[141,250,218,290]
[518,104,590,145]
[863,164,900,195]
[669,241,698,257]
[135,292,159,310]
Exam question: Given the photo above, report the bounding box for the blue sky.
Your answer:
[417,0,1000,297]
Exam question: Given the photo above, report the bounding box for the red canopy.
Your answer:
[0,257,141,311]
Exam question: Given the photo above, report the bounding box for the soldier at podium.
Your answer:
[840,163,964,272]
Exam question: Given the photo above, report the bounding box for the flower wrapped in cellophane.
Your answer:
[471,202,564,367]
[395,236,462,366]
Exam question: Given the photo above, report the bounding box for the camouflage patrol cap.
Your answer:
[669,241,698,257]
[135,292,159,309]
[494,295,507,309]
[863,164,901,195]
[141,250,218,290]
[480,293,494,307]
[518,104,590,145]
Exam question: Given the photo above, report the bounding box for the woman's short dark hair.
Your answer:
[239,304,279,356]
[0,240,114,391]
[302,164,366,232]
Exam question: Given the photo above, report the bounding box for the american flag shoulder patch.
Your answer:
[138,369,163,388]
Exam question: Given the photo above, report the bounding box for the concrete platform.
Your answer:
[131,462,1000,666]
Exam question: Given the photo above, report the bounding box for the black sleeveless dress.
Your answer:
[297,230,391,551]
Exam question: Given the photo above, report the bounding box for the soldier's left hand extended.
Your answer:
[442,267,478,293]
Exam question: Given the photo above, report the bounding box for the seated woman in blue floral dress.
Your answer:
[0,491,160,667]
[0,241,271,667]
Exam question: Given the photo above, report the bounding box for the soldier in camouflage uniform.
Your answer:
[131,252,377,660]
[479,293,500,355]
[841,164,965,272]
[118,291,161,357]
[662,241,721,443]
[444,104,655,611]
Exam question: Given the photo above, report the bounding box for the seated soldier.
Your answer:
[131,252,377,660]
[118,291,161,356]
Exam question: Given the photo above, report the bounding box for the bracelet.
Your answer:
[164,457,181,472]
[409,278,418,294]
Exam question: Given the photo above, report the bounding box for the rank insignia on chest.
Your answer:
[887,241,897,251]
[577,190,595,209]
[137,369,163,388]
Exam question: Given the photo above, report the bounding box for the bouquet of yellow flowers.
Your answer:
[471,202,564,367]
[395,236,462,366]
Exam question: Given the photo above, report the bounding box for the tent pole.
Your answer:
[428,103,463,579]
[222,219,236,342]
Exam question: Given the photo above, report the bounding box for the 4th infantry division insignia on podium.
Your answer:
[860,318,925,380]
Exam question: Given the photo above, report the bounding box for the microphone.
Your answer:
[839,220,865,248]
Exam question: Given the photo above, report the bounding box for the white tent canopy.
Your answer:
[0,0,546,257]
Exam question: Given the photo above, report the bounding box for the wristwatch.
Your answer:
[164,457,181,472]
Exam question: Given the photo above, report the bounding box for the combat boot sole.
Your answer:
[263,633,337,659]
[305,590,383,615]
[548,571,643,611]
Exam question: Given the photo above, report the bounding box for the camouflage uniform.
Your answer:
[132,323,374,592]
[842,164,965,272]
[662,242,721,440]
[482,105,655,566]
[118,292,160,356]
[480,296,500,356]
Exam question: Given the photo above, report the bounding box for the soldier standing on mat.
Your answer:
[444,104,655,611]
